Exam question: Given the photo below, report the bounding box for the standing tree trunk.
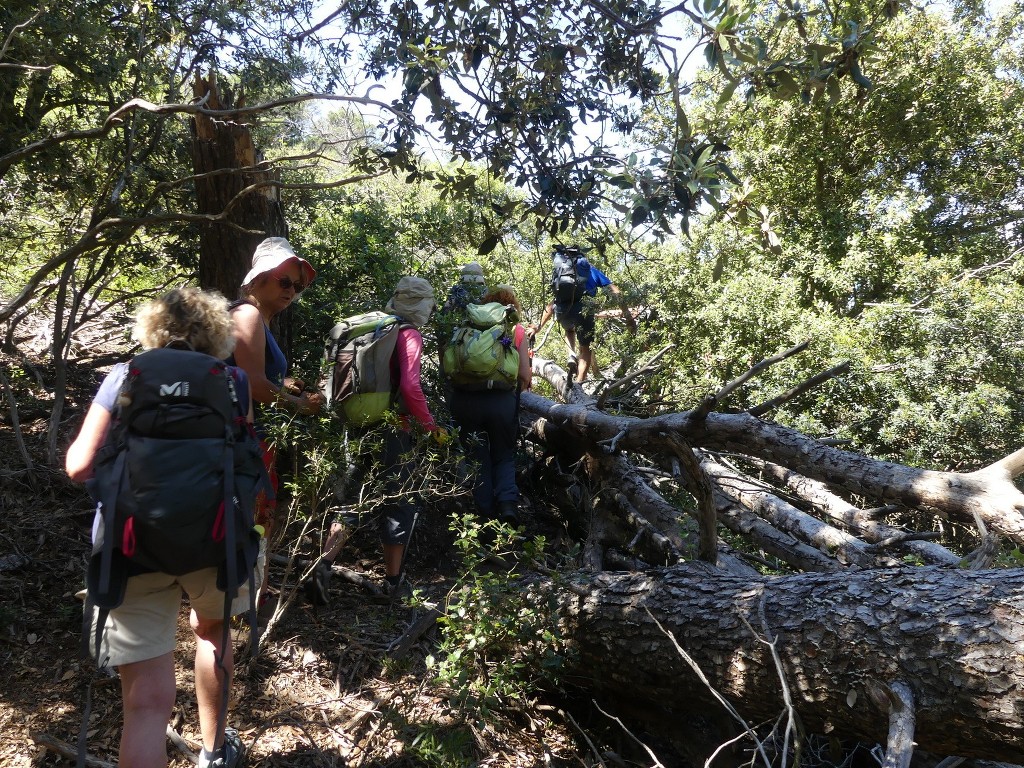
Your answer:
[190,73,288,303]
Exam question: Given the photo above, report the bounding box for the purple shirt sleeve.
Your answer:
[92,363,129,412]
[394,327,436,431]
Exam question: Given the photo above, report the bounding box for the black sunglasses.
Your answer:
[276,275,305,293]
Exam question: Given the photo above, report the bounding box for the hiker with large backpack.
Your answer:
[444,284,532,523]
[66,288,263,768]
[435,261,489,387]
[528,245,636,382]
[307,276,450,604]
[227,237,324,598]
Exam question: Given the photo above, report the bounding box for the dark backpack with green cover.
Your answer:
[442,302,520,390]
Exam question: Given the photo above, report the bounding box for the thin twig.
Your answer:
[645,608,773,768]
[753,594,801,768]
[591,700,665,767]
[561,708,609,767]
[596,343,673,410]
[746,361,851,418]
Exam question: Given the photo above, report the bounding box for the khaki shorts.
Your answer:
[87,541,265,668]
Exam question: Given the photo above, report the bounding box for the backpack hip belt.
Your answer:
[453,379,516,392]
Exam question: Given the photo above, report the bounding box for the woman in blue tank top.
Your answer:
[228,237,323,596]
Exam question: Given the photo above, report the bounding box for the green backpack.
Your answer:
[321,311,405,426]
[442,302,520,390]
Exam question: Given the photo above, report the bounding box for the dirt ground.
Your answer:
[0,350,588,768]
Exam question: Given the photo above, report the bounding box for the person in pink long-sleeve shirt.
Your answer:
[309,277,445,604]
[393,325,436,432]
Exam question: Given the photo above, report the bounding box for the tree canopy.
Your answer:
[4,1,1024,765]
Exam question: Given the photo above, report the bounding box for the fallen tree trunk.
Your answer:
[520,353,1024,761]
[555,564,1024,761]
[520,390,1024,543]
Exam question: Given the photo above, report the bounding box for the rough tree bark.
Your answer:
[519,353,1024,762]
[190,73,288,302]
[554,565,1024,761]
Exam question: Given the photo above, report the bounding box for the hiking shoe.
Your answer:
[566,354,579,381]
[303,560,332,606]
[198,728,246,768]
[496,500,520,525]
[381,574,413,604]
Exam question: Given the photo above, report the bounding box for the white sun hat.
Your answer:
[240,237,317,290]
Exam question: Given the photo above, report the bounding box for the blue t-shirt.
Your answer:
[584,263,612,296]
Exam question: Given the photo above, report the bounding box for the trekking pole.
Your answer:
[514,381,523,453]
[536,318,556,351]
[397,508,419,580]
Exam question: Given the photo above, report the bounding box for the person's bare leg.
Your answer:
[321,521,351,562]
[577,344,594,382]
[564,327,578,353]
[383,543,404,578]
[119,652,176,768]
[191,610,231,753]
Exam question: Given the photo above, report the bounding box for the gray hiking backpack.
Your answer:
[321,311,407,426]
[550,246,591,315]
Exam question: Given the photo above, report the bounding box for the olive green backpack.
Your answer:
[442,302,520,390]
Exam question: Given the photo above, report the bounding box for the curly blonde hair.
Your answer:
[133,287,235,359]
[482,284,521,312]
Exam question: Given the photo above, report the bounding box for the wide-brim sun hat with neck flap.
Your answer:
[241,236,317,291]
[386,276,436,328]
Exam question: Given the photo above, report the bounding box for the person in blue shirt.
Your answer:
[528,252,635,382]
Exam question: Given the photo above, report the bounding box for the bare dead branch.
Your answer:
[665,434,717,562]
[0,8,44,61]
[165,725,199,764]
[863,532,942,553]
[984,447,1024,480]
[703,457,894,569]
[29,731,117,768]
[0,92,410,177]
[881,682,916,768]
[596,343,673,410]
[746,360,851,418]
[386,607,442,659]
[519,397,1024,543]
[0,365,35,483]
[748,459,959,566]
[695,340,811,419]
